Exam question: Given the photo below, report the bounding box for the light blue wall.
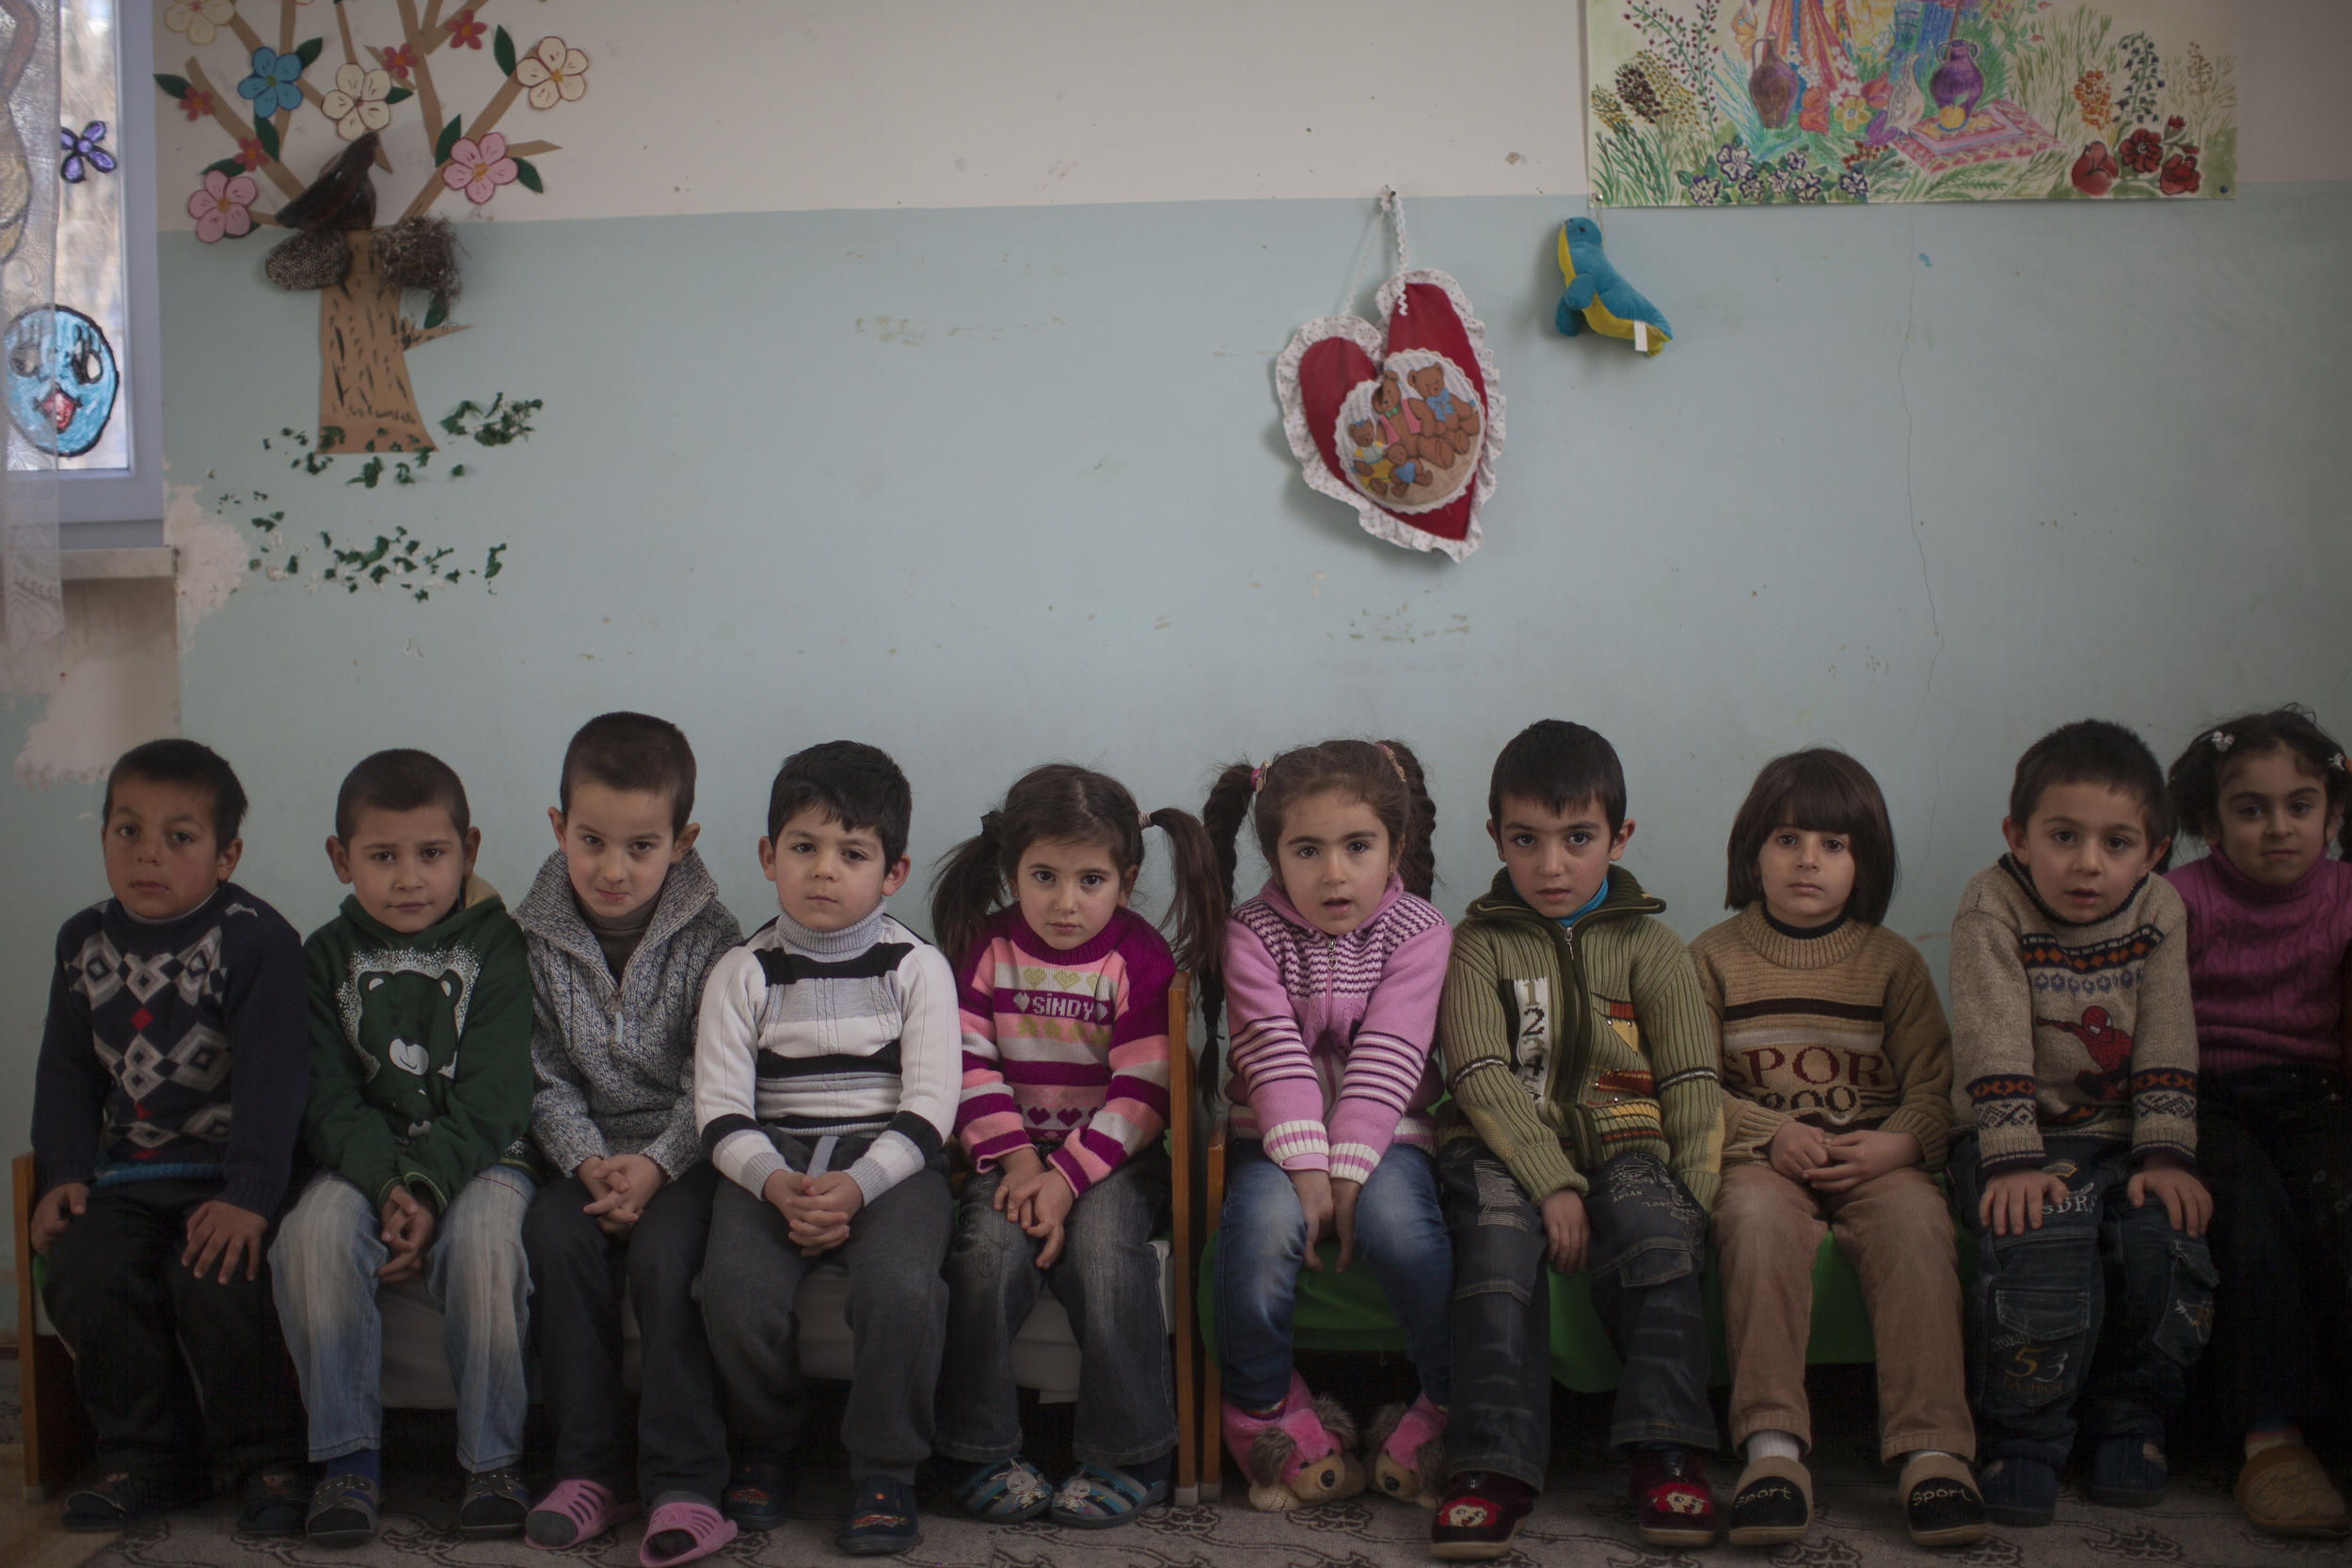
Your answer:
[4,184,2348,1285]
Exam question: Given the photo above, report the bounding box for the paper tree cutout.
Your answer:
[157,2,581,451]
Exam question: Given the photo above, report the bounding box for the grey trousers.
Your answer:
[700,1133,951,1483]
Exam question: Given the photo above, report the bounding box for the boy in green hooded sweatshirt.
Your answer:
[270,750,535,1547]
[1430,721,1724,1560]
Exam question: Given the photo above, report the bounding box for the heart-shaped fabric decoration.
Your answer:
[1278,268,1503,563]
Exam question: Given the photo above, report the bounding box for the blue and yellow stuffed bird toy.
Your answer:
[1554,216,1671,355]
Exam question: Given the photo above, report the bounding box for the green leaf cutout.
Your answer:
[423,293,448,329]
[202,156,246,179]
[253,113,280,160]
[153,73,191,100]
[294,37,324,69]
[386,86,413,104]
[493,25,517,78]
[433,113,462,164]
[512,158,543,194]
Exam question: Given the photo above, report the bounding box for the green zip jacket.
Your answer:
[301,876,534,1212]
[1438,866,1724,1210]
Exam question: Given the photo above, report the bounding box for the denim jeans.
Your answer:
[937,1147,1175,1469]
[1949,1133,2217,1468]
[41,1178,306,1479]
[699,1132,951,1485]
[523,1161,727,1506]
[2194,1066,2352,1433]
[1213,1139,1453,1411]
[270,1166,534,1470]
[1441,1143,1715,1488]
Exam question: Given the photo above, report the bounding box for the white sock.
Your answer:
[1747,1431,1804,1464]
[1903,1449,1956,1470]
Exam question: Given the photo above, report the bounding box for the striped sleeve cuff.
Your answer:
[1327,1141,1380,1185]
[1263,1119,1329,1170]
[718,1131,787,1199]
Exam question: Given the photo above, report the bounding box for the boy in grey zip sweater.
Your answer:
[518,714,744,1564]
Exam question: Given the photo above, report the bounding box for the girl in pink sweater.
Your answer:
[1200,739,1454,1513]
[2164,708,2352,1539]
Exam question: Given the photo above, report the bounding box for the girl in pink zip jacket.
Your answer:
[1200,738,1454,1513]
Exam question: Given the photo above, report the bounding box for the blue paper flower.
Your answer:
[237,47,306,117]
[57,121,114,183]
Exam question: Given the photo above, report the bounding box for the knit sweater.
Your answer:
[1221,876,1450,1184]
[952,905,1176,1196]
[1947,856,2198,1174]
[518,850,743,1180]
[33,884,310,1218]
[1690,904,1955,1172]
[302,877,536,1212]
[1439,867,1724,1211]
[2165,852,2352,1077]
[694,904,960,1206]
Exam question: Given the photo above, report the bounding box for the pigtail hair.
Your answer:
[1196,761,1258,1092]
[929,811,1008,974]
[1379,738,1438,899]
[1146,806,1230,980]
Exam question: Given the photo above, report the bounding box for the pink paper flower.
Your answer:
[442,132,516,204]
[188,168,257,243]
[445,8,485,49]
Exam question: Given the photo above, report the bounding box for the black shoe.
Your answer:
[725,1447,793,1531]
[61,1470,205,1533]
[235,1465,311,1538]
[458,1465,531,1537]
[306,1472,383,1545]
[839,1475,921,1556]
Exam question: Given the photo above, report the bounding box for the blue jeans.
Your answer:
[937,1148,1175,1469]
[1213,1139,1452,1410]
[1949,1134,2217,1468]
[270,1167,534,1471]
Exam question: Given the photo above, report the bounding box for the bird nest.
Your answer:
[373,215,462,301]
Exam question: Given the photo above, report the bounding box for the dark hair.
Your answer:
[2010,720,2174,866]
[335,748,470,843]
[2166,705,2351,853]
[767,740,912,863]
[1488,720,1627,832]
[562,711,697,834]
[103,737,248,849]
[1197,738,1436,1080]
[1724,748,1898,926]
[930,764,1228,976]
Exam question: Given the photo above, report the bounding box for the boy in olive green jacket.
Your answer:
[1429,722,1724,1561]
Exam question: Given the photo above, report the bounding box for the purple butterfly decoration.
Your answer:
[60,122,115,184]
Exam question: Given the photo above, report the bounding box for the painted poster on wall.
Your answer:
[1586,1,2233,206]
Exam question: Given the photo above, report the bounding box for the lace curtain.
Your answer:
[0,0,58,649]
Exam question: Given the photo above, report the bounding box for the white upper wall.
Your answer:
[155,0,2351,229]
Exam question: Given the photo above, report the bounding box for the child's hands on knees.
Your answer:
[1540,1187,1589,1274]
[993,1147,1047,1215]
[578,1156,628,1236]
[584,1153,666,1231]
[1807,1129,1921,1194]
[378,1189,435,1283]
[30,1182,87,1255]
[2128,1153,2212,1237]
[1767,1120,1832,1184]
[784,1171,865,1258]
[1289,1169,1334,1271]
[1979,1167,2070,1237]
[1330,1178,1362,1273]
[1015,1169,1076,1265]
[182,1199,269,1283]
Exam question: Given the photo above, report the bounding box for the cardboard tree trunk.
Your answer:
[319,230,448,453]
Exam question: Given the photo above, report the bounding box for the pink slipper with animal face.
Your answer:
[1220,1370,1366,1512]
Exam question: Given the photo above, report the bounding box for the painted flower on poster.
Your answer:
[442,133,517,204]
[188,168,257,242]
[516,36,589,108]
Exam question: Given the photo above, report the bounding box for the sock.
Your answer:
[1242,1399,1284,1418]
[326,1449,381,1486]
[2247,1425,2300,1459]
[1746,1431,1804,1465]
[1122,1450,1173,1487]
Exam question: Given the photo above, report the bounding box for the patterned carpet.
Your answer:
[6,1361,2340,1567]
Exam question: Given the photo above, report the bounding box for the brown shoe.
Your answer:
[2237,1445,2350,1539]
[1629,1447,1716,1549]
[1430,1472,1535,1561]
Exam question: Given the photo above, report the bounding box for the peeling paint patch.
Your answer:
[168,480,247,650]
[1,578,180,785]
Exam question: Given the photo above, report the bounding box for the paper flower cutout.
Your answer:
[446,8,486,49]
[165,0,235,49]
[379,42,418,83]
[442,132,517,204]
[59,122,115,183]
[234,135,268,170]
[238,46,307,118]
[188,168,257,243]
[320,63,392,140]
[180,88,215,123]
[516,36,589,108]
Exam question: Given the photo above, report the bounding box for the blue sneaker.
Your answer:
[1978,1456,2058,1528]
[2090,1430,2168,1509]
[724,1447,792,1532]
[839,1475,920,1556]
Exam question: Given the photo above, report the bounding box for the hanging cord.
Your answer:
[1339,186,1413,316]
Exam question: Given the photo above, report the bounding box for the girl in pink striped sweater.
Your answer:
[930,765,1224,1528]
[1200,739,1454,1513]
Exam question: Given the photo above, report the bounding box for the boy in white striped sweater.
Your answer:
[693,742,960,1557]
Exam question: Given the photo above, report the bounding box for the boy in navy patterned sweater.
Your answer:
[29,740,310,1536]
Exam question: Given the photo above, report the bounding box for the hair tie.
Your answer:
[1138,809,1152,828]
[1249,762,1268,793]
[2334,753,2347,772]
[2211,730,2234,753]
[1374,741,1408,784]
[980,809,1004,835]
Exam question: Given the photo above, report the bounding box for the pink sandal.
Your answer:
[1367,1393,1448,1508]
[639,1498,739,1568]
[1220,1370,1366,1513]
[526,1479,639,1550]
